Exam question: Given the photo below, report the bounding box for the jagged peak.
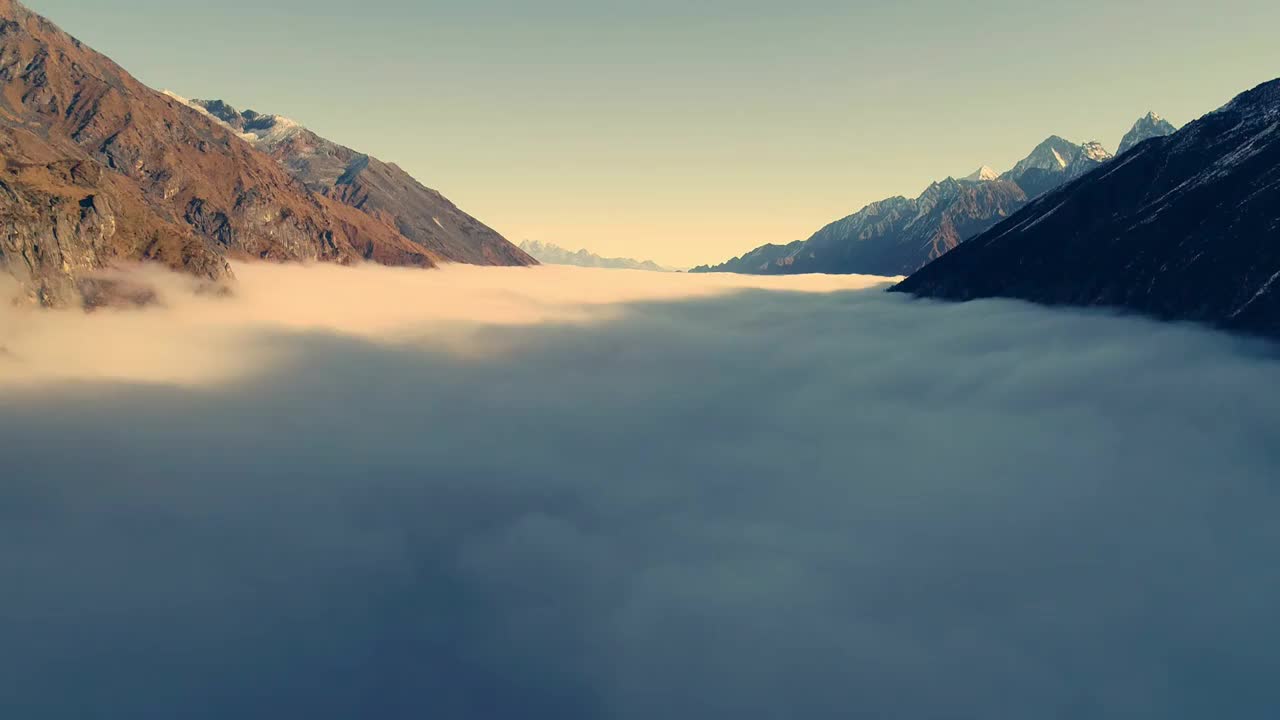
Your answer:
[1128,111,1176,133]
[194,98,243,125]
[1080,141,1113,162]
[963,166,1000,183]
[921,176,962,194]
[1005,134,1109,177]
[1037,135,1075,149]
[1118,112,1178,155]
[182,97,306,149]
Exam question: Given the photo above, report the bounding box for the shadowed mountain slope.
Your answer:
[893,78,1280,338]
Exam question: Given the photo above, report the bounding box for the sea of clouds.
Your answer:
[2,262,1279,719]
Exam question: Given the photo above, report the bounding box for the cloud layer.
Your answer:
[2,263,1279,719]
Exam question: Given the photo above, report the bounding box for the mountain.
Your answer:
[1117,111,1178,155]
[892,78,1280,338]
[692,135,1113,277]
[0,0,527,307]
[963,166,1000,183]
[185,98,535,268]
[999,136,1112,198]
[519,240,673,272]
[693,179,1028,276]
[0,0,450,305]
[1002,136,1111,177]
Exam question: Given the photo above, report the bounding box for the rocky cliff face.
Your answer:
[188,98,536,268]
[0,120,227,304]
[892,78,1280,339]
[0,0,454,305]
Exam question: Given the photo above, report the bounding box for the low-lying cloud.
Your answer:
[2,263,1279,719]
[0,263,884,386]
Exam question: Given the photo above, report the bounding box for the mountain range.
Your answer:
[519,240,675,272]
[3,0,1277,340]
[0,0,531,306]
[892,78,1280,339]
[183,97,534,268]
[691,122,1171,277]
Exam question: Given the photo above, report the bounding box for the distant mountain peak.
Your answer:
[1117,111,1178,155]
[1007,135,1079,175]
[1081,141,1113,162]
[157,92,533,268]
[520,240,674,272]
[186,98,306,150]
[999,135,1114,197]
[692,124,1140,280]
[963,166,1000,183]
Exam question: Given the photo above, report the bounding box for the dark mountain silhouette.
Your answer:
[892,78,1280,338]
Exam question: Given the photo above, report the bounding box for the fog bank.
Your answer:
[1,263,1279,719]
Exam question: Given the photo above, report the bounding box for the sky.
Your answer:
[24,0,1280,266]
[4,263,1280,717]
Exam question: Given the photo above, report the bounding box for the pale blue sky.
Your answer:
[26,0,1280,265]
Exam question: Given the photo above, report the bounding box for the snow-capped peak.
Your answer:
[963,166,1000,183]
[1117,112,1178,155]
[243,115,305,149]
[167,95,309,150]
[1080,141,1113,162]
[162,90,259,143]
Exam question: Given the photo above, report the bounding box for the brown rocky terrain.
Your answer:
[189,99,537,268]
[0,0,526,306]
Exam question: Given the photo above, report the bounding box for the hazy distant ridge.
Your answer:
[520,240,676,272]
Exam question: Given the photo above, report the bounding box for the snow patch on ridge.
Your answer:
[1081,141,1113,162]
[963,166,1000,183]
[244,115,305,150]
[162,90,257,143]
[162,91,306,149]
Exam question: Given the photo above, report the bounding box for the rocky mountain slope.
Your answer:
[692,179,1029,277]
[186,98,535,267]
[0,0,526,306]
[892,78,1280,338]
[692,124,1170,277]
[520,240,672,272]
[1118,111,1178,155]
